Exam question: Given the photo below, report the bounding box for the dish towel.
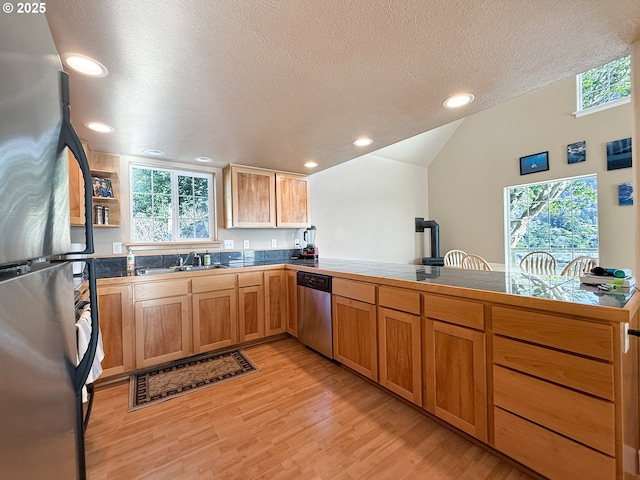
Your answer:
[76,305,104,402]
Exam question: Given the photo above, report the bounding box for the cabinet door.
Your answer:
[96,284,134,378]
[135,295,191,368]
[424,320,487,441]
[332,295,377,380]
[238,285,265,342]
[378,307,422,405]
[285,270,298,337]
[68,149,85,226]
[275,173,310,227]
[225,165,276,227]
[265,270,286,336]
[193,288,237,353]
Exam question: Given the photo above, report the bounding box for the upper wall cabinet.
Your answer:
[223,164,310,228]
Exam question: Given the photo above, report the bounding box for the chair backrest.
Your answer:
[519,251,557,275]
[560,256,598,276]
[461,254,492,271]
[443,249,467,267]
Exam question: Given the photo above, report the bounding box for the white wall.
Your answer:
[428,77,634,268]
[309,154,429,263]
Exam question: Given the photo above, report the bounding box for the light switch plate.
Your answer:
[224,240,234,249]
[271,239,277,247]
[243,240,250,249]
[112,242,122,254]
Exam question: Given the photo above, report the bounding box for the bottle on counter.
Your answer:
[126,248,135,275]
[203,250,211,266]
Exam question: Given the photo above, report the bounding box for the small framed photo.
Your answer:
[618,183,633,206]
[607,137,632,170]
[567,141,586,164]
[519,151,549,175]
[91,176,113,198]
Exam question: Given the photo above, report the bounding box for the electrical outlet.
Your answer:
[271,239,277,248]
[224,239,234,249]
[112,242,122,254]
[243,240,250,249]
[294,238,299,246]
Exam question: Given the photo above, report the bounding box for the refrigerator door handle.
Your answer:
[57,71,94,256]
[74,259,99,393]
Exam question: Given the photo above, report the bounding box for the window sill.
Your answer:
[125,241,222,252]
[573,97,631,117]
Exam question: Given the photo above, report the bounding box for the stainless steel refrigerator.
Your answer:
[0,13,99,480]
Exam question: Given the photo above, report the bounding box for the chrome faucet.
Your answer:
[179,251,196,267]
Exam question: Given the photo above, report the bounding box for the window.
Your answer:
[130,165,214,243]
[505,175,598,271]
[577,55,630,112]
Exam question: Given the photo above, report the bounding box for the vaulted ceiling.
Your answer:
[46,1,640,173]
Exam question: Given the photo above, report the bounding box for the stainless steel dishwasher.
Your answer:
[297,271,333,359]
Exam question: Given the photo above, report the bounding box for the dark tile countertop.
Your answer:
[90,253,635,309]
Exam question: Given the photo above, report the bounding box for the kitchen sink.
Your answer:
[136,264,228,275]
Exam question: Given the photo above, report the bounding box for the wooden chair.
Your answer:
[560,256,598,276]
[443,249,467,268]
[519,251,557,275]
[461,254,492,271]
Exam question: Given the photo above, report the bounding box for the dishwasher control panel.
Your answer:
[296,271,332,292]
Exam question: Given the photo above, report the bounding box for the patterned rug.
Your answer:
[129,349,258,411]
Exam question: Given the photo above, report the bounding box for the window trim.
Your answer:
[129,163,217,245]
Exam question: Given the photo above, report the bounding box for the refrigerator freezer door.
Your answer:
[0,262,82,479]
[0,14,69,266]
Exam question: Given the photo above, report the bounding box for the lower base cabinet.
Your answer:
[423,320,487,442]
[265,270,286,336]
[192,289,237,353]
[135,295,191,368]
[96,283,134,378]
[285,270,298,337]
[238,273,265,342]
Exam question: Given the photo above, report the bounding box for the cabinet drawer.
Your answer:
[423,294,484,329]
[492,306,613,361]
[333,278,376,304]
[192,274,236,293]
[493,336,614,400]
[238,272,263,287]
[493,365,615,456]
[134,279,190,301]
[378,286,421,315]
[494,407,615,480]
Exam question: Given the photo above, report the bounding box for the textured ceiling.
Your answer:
[45,1,640,173]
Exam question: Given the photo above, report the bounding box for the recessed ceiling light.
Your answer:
[84,122,114,133]
[443,93,475,108]
[194,156,213,163]
[353,137,373,147]
[63,53,108,77]
[143,149,166,156]
[304,161,318,168]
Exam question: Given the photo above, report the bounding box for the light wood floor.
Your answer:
[86,338,535,480]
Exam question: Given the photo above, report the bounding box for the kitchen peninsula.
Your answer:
[90,257,639,480]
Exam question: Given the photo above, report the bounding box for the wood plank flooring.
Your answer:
[86,338,535,480]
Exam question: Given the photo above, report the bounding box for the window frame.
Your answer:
[129,163,217,245]
[575,55,631,117]
[504,174,599,272]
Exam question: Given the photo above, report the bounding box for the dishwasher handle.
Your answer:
[296,271,332,292]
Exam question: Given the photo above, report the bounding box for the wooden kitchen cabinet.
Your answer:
[223,164,310,228]
[377,286,422,405]
[275,172,311,227]
[423,294,487,442]
[332,278,378,380]
[134,278,191,368]
[223,165,276,228]
[68,147,85,226]
[192,274,238,353]
[89,151,121,228]
[264,269,287,336]
[285,270,298,337]
[238,272,265,342]
[95,283,134,378]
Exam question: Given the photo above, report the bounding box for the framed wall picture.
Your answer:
[519,151,549,175]
[567,140,586,164]
[91,176,113,198]
[606,137,632,170]
[618,183,633,206]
